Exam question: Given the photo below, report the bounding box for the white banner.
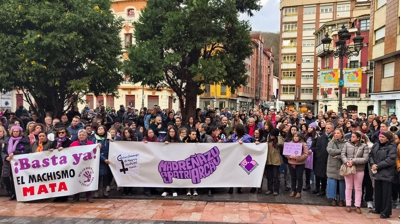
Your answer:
[109,142,268,188]
[11,144,100,202]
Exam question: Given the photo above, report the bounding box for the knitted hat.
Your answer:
[10,125,23,132]
[380,131,393,141]
[309,122,317,130]
[269,128,280,137]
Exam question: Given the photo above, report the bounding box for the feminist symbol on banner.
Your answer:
[117,155,128,174]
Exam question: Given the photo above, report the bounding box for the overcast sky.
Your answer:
[239,0,280,32]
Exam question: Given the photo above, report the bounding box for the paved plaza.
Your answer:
[0,197,399,224]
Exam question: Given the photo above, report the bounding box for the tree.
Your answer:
[0,0,123,118]
[123,0,261,122]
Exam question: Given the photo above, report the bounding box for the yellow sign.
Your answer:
[344,68,362,88]
[319,69,339,88]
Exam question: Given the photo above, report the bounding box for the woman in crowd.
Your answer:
[161,127,180,197]
[341,132,369,213]
[285,126,299,143]
[31,131,52,152]
[142,129,158,142]
[251,129,265,143]
[336,118,345,131]
[300,123,308,136]
[360,133,375,209]
[29,123,46,144]
[108,128,119,141]
[262,120,274,140]
[369,118,381,143]
[359,121,370,136]
[369,132,397,219]
[120,128,137,196]
[92,125,112,198]
[287,132,308,198]
[226,124,252,194]
[50,127,73,202]
[265,128,282,196]
[70,129,95,203]
[178,127,187,142]
[303,122,317,191]
[326,129,346,206]
[186,116,196,131]
[164,111,175,127]
[25,121,36,136]
[2,125,31,200]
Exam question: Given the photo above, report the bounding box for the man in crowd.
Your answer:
[67,116,84,141]
[312,122,334,196]
[245,117,257,137]
[117,105,126,121]
[220,108,231,119]
[305,112,315,125]
[345,122,359,140]
[44,116,53,134]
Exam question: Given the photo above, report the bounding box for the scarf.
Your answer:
[8,136,22,154]
[79,140,88,145]
[35,141,44,152]
[56,137,68,148]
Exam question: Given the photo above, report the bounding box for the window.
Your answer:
[283,23,297,32]
[282,39,297,47]
[282,55,296,63]
[284,7,298,15]
[301,88,313,94]
[349,60,359,68]
[302,39,314,47]
[205,84,210,93]
[301,72,313,78]
[220,85,226,95]
[383,62,394,78]
[124,34,132,48]
[282,70,296,79]
[303,23,315,31]
[302,55,314,63]
[337,5,350,11]
[360,20,370,31]
[347,88,359,97]
[376,0,387,9]
[375,26,385,44]
[320,5,333,13]
[282,85,295,94]
[303,6,316,14]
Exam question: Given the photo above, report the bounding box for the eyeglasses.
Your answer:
[58,131,66,134]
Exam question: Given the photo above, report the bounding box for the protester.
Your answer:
[287,132,308,198]
[92,125,112,198]
[341,132,369,214]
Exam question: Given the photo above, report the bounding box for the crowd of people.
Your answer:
[0,104,399,219]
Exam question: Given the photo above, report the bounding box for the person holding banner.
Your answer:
[31,132,53,153]
[50,127,72,202]
[1,125,31,201]
[265,128,282,196]
[70,129,94,203]
[286,132,309,198]
[326,129,346,207]
[226,124,251,194]
[142,129,158,143]
[93,125,112,198]
[161,127,180,197]
[120,127,138,196]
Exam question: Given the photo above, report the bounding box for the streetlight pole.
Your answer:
[321,25,364,115]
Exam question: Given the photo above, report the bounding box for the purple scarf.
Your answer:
[8,137,22,154]
[56,137,68,148]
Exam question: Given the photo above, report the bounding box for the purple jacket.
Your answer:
[225,134,252,143]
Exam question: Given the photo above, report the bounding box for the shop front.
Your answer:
[370,91,400,116]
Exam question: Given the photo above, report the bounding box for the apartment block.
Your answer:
[369,0,400,116]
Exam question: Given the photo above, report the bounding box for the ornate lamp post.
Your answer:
[321,24,364,114]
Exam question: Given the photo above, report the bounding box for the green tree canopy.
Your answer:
[0,0,123,118]
[123,0,261,121]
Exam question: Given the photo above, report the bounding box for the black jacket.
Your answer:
[51,139,73,149]
[369,142,397,183]
[312,132,333,178]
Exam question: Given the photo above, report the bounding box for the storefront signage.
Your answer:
[371,92,400,101]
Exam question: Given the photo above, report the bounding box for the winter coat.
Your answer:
[67,123,84,142]
[326,139,346,180]
[1,137,31,177]
[341,142,369,172]
[93,133,112,176]
[50,138,73,149]
[31,140,53,153]
[312,132,333,178]
[266,139,282,166]
[251,136,266,143]
[369,142,397,183]
[286,142,308,165]
[117,108,125,121]
[224,134,252,143]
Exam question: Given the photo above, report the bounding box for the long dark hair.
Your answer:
[121,128,138,141]
[234,124,246,138]
[292,131,305,143]
[165,127,179,142]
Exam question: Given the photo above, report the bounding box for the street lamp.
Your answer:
[321,24,364,115]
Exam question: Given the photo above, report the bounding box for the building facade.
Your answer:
[369,0,400,116]
[279,0,371,114]
[199,32,275,112]
[314,12,373,114]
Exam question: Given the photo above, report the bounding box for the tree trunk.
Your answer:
[181,81,198,123]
